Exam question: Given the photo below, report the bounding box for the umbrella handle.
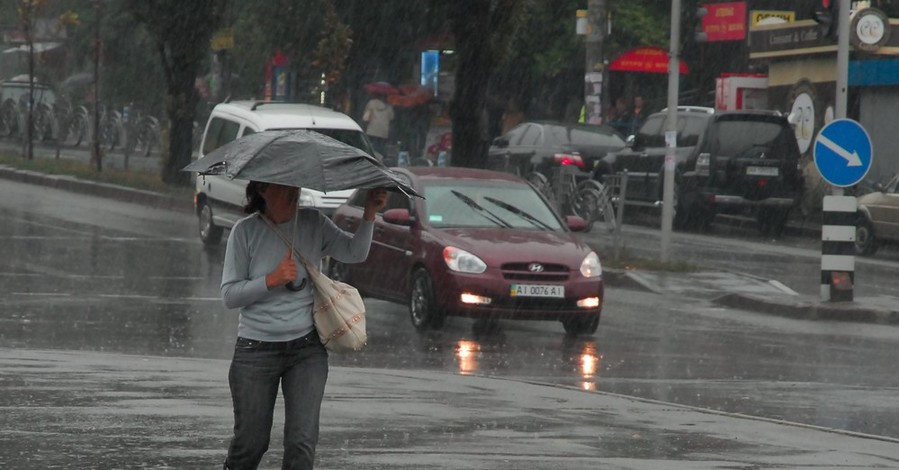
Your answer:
[286,277,308,292]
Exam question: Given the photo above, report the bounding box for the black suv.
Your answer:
[594,107,804,234]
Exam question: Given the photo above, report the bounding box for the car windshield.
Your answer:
[544,125,625,148]
[423,180,563,230]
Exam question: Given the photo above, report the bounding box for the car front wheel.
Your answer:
[198,200,223,246]
[855,217,878,256]
[409,268,445,332]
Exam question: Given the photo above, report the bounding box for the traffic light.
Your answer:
[813,0,837,38]
[695,6,708,43]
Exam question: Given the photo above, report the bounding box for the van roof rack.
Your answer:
[659,106,715,114]
[249,100,290,111]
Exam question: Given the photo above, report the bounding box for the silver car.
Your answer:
[855,173,899,255]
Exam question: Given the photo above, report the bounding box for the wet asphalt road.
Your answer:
[2,179,899,440]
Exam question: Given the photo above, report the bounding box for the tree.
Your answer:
[448,0,530,168]
[127,0,225,186]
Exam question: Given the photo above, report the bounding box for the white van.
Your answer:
[193,101,376,245]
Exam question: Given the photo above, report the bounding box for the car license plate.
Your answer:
[510,284,564,298]
[746,166,779,176]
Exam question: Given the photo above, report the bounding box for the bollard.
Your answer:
[821,195,856,302]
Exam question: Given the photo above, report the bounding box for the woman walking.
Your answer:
[220,181,386,469]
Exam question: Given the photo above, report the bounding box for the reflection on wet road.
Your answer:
[3,181,899,440]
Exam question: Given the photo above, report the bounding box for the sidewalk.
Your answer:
[3,348,899,469]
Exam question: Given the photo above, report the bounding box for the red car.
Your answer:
[329,167,604,336]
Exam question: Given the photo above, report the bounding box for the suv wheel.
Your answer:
[198,200,223,246]
[757,208,790,237]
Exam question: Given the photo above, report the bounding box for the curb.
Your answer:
[713,292,899,325]
[0,164,194,214]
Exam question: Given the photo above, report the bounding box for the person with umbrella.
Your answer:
[220,181,386,469]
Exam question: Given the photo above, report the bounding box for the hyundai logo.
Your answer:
[528,263,544,272]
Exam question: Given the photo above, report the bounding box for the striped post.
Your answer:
[821,195,857,301]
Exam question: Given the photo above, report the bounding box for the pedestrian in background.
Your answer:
[629,95,647,135]
[220,181,387,470]
[362,93,394,157]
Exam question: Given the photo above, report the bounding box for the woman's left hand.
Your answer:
[363,188,388,221]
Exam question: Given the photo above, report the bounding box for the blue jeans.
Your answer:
[224,332,329,470]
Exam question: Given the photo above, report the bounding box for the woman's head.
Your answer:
[245,181,300,222]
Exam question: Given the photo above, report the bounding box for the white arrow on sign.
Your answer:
[817,134,863,167]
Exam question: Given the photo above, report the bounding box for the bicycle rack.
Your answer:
[601,171,629,260]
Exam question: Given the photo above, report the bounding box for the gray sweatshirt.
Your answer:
[221,209,374,342]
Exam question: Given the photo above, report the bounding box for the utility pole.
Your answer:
[661,0,682,262]
[91,0,103,172]
[585,0,606,125]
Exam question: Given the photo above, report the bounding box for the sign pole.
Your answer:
[820,0,852,301]
[661,0,681,262]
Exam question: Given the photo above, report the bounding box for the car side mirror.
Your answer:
[492,136,509,148]
[625,135,635,148]
[874,182,885,192]
[565,215,588,232]
[383,208,413,226]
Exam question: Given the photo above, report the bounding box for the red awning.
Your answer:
[609,47,689,75]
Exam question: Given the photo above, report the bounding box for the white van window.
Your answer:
[202,117,241,155]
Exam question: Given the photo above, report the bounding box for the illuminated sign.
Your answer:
[701,2,747,42]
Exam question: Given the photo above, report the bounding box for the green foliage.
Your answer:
[607,1,669,54]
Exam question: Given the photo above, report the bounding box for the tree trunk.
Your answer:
[161,83,198,186]
[448,1,494,169]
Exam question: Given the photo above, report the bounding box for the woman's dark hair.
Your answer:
[244,181,268,214]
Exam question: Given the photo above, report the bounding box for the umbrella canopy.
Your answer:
[182,129,420,197]
[388,84,433,108]
[609,46,689,75]
[363,81,400,95]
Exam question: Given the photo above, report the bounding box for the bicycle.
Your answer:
[525,167,616,232]
[123,106,160,158]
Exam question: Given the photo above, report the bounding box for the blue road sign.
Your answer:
[813,118,873,187]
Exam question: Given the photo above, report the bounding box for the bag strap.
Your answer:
[259,213,321,275]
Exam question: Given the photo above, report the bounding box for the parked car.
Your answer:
[855,173,899,255]
[192,100,377,245]
[595,106,804,234]
[0,74,56,106]
[330,167,604,336]
[487,121,626,180]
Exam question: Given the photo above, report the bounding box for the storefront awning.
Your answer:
[609,46,689,74]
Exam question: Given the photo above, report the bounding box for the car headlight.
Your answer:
[443,246,487,274]
[580,251,602,278]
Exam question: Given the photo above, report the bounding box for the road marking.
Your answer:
[768,280,799,296]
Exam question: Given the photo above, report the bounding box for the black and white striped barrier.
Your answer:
[821,195,856,301]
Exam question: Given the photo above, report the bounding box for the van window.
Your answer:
[202,117,241,155]
[315,128,375,157]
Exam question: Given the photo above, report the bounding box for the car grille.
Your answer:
[501,262,569,282]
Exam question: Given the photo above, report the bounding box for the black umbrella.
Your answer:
[181,129,420,197]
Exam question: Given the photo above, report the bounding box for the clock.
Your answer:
[850,8,890,51]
